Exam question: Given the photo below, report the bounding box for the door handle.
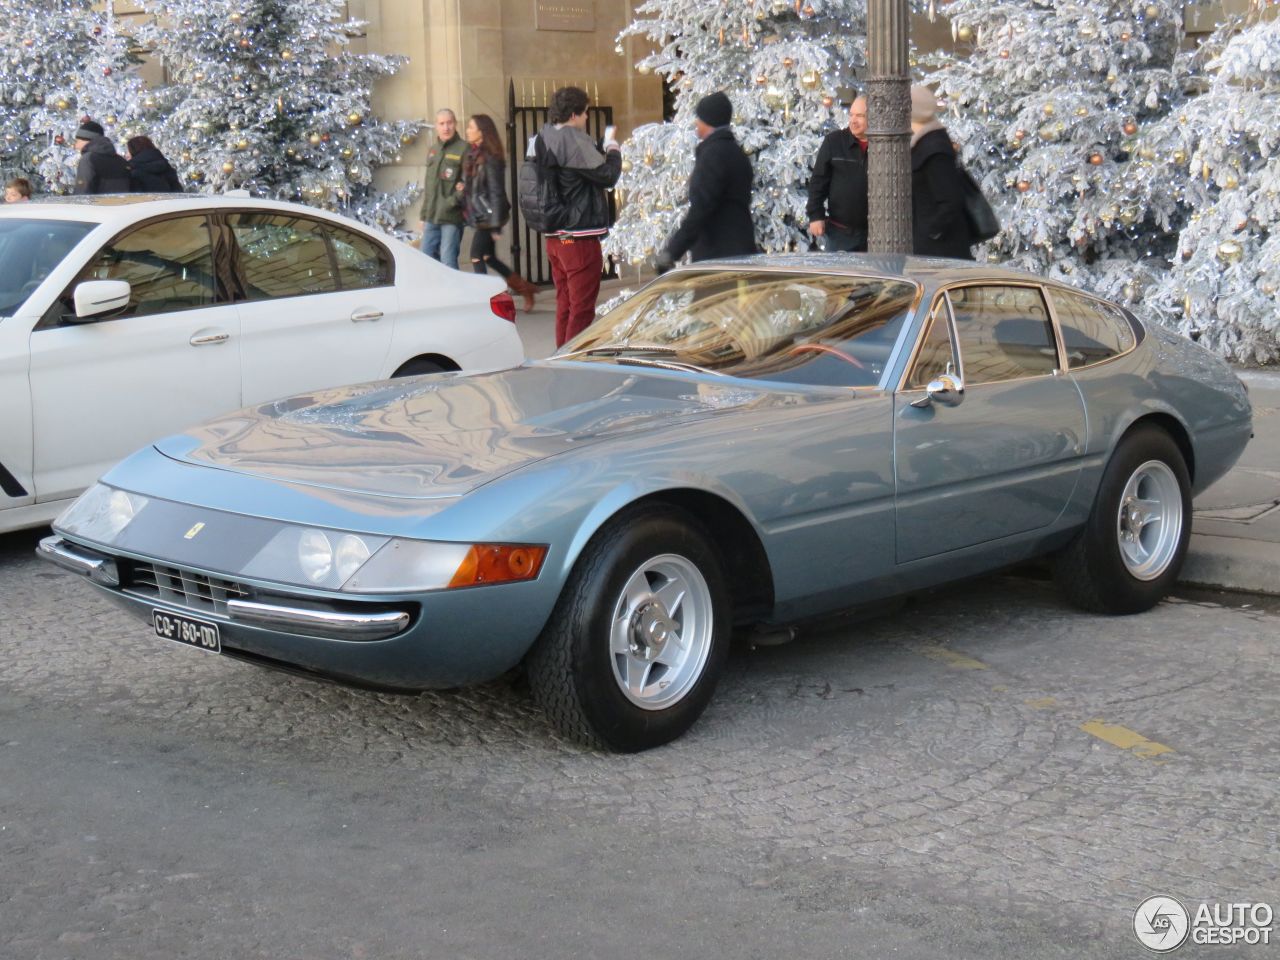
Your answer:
[190,332,230,346]
[351,309,384,323]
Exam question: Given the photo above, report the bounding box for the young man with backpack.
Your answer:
[524,86,621,346]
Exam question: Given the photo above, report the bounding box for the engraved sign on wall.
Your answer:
[535,0,595,32]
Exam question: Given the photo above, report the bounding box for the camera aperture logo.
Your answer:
[1134,895,1274,952]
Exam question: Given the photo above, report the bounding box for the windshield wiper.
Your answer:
[610,356,725,376]
[555,344,681,361]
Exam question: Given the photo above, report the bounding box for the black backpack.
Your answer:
[518,135,567,235]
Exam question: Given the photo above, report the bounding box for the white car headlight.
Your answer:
[298,529,334,583]
[334,534,372,582]
[54,484,149,544]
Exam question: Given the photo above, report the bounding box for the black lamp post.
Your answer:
[865,0,912,253]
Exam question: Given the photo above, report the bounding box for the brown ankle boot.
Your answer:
[508,274,537,312]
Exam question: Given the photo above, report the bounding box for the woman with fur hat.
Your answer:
[909,86,973,260]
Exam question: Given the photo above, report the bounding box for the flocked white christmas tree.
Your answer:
[924,0,1187,297]
[605,0,877,264]
[0,0,145,192]
[1135,7,1280,362]
[137,0,423,231]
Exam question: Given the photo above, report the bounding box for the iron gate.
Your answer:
[506,80,618,286]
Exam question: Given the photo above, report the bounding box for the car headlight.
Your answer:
[244,526,388,591]
[298,529,334,584]
[53,483,150,545]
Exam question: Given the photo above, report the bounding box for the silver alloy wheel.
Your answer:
[609,553,715,710]
[1115,459,1184,581]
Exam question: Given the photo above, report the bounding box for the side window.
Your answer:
[327,225,392,290]
[75,216,216,318]
[947,285,1058,384]
[905,300,956,389]
[229,213,337,299]
[1050,289,1135,368]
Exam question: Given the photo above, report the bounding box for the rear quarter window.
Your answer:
[1050,289,1135,369]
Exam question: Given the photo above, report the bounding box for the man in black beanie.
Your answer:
[656,91,756,271]
[72,119,132,195]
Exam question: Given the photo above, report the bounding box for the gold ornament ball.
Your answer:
[55,98,69,110]
[1039,126,1057,141]
[347,112,363,126]
[821,95,835,108]
[1217,240,1243,264]
[143,97,156,110]
[755,73,767,85]
[400,134,416,146]
[957,25,974,41]
[755,9,766,19]
[285,147,296,158]
[105,114,117,125]
[800,70,819,88]
[1123,120,1138,136]
[281,49,293,60]
[230,10,242,20]
[180,150,192,161]
[782,57,795,68]
[1016,180,1031,192]
[1074,106,1088,117]
[308,132,321,146]
[1145,2,1159,14]
[341,146,354,158]
[637,63,652,75]
[348,164,360,177]
[1042,103,1055,116]
[22,37,33,47]
[642,152,654,166]
[614,43,624,55]
[1079,23,1097,38]
[1015,128,1027,139]
[999,49,1010,59]
[238,38,250,48]
[222,161,235,174]
[802,4,815,15]
[236,138,248,150]
[620,158,633,173]
[1172,149,1186,164]
[1088,152,1104,165]
[1120,31,1131,41]
[1224,173,1239,189]
[1106,72,1117,83]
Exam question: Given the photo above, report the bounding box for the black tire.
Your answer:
[391,357,449,378]
[526,505,731,752]
[1054,424,1192,614]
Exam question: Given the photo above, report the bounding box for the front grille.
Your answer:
[125,561,254,616]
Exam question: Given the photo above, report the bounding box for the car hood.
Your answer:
[154,363,784,499]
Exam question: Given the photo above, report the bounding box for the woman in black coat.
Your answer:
[908,86,973,260]
[125,136,183,193]
[459,114,537,310]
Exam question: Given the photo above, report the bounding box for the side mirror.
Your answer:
[910,373,965,409]
[70,280,131,322]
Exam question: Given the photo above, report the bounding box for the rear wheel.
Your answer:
[391,357,451,378]
[1054,425,1191,614]
[527,506,730,752]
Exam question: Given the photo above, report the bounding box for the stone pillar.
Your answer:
[865,0,912,254]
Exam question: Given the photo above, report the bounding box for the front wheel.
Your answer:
[527,506,731,752]
[1054,425,1192,614]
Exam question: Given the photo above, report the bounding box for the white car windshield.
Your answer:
[558,270,920,388]
[0,219,94,316]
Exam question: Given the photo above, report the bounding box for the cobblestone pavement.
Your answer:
[2,526,1277,959]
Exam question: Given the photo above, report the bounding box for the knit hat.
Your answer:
[909,86,939,123]
[74,119,105,140]
[694,91,733,128]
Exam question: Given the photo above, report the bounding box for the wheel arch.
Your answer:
[1118,411,1195,486]
[391,353,460,377]
[565,486,776,627]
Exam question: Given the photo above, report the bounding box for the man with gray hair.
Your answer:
[417,108,465,269]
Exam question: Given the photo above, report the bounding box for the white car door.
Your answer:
[28,213,241,501]
[229,212,399,404]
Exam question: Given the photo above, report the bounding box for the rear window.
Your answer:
[563,271,919,388]
[0,219,94,315]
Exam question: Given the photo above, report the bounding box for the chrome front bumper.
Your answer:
[38,536,410,642]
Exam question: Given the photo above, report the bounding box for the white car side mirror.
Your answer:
[72,280,131,321]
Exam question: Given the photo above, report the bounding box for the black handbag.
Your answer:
[957,163,1000,242]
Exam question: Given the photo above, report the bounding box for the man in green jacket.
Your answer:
[417,109,466,269]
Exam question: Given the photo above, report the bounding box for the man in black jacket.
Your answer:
[72,120,131,195]
[657,92,755,271]
[538,86,622,346]
[806,97,869,252]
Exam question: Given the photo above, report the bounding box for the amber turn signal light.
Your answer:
[448,544,547,588]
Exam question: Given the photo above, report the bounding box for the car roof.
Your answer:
[687,252,1075,291]
[0,194,376,233]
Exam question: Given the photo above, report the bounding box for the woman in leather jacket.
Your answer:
[459,114,537,310]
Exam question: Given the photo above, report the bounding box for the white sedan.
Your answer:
[0,194,525,533]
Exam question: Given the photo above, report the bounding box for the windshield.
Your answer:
[0,219,95,316]
[560,270,919,388]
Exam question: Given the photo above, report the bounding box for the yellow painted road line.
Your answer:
[916,645,989,670]
[1079,719,1174,760]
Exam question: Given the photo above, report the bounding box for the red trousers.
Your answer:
[546,236,603,347]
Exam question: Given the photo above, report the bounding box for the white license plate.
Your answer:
[152,609,221,654]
